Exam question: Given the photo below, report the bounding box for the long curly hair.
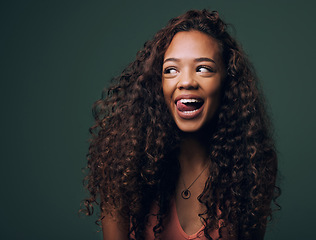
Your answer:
[82,9,280,240]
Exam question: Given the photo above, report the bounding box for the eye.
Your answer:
[163,67,178,75]
[196,66,214,73]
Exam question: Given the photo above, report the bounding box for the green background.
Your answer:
[1,0,315,239]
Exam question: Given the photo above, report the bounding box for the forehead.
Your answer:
[164,30,222,61]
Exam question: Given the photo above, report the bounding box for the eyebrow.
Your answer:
[163,57,216,64]
[163,58,180,63]
[194,57,215,63]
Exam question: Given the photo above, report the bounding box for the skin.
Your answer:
[102,213,129,240]
[162,30,225,133]
[162,31,225,235]
[102,31,226,239]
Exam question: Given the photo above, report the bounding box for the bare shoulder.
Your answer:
[101,209,129,240]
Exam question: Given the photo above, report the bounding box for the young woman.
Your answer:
[83,9,280,240]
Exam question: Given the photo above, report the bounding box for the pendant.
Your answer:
[181,189,191,199]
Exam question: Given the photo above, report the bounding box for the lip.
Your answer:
[174,94,204,103]
[174,94,204,120]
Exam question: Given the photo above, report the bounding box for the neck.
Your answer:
[178,131,209,173]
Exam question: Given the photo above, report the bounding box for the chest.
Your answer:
[174,175,208,235]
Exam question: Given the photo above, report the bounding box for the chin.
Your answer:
[174,114,217,136]
[175,120,205,133]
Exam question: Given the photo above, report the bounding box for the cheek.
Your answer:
[204,80,222,112]
[205,79,222,96]
[208,88,221,113]
[162,80,173,103]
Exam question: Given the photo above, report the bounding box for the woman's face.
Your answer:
[162,30,225,132]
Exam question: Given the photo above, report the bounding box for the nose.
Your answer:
[177,71,198,90]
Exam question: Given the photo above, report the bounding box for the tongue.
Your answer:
[177,101,200,112]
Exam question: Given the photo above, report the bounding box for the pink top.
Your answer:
[144,199,220,240]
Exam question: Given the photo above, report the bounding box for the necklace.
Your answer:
[181,165,209,199]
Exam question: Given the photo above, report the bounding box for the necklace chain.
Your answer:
[181,165,208,199]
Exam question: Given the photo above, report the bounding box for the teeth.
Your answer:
[180,99,201,104]
[183,109,199,113]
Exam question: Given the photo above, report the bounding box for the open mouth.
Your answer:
[176,98,204,113]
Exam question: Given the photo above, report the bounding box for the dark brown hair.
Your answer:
[82,9,280,240]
